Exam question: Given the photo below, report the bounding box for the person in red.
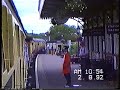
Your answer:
[63,46,72,87]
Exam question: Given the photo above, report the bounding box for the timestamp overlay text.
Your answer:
[73,69,104,81]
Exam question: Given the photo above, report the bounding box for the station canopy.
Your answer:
[38,0,117,19]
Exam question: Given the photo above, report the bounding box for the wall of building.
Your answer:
[83,7,119,70]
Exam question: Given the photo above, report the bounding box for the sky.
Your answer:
[13,0,83,34]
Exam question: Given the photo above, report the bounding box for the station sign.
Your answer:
[106,23,119,34]
[82,27,105,36]
[91,27,105,36]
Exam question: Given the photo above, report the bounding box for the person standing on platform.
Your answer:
[63,46,72,87]
[79,41,89,80]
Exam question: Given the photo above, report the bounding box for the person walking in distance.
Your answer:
[63,46,72,87]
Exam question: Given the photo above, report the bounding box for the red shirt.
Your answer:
[63,52,71,74]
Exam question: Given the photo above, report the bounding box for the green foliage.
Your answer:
[26,33,47,40]
[55,0,87,18]
[69,43,78,55]
[65,0,87,12]
[49,25,78,42]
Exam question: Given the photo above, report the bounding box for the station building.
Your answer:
[38,0,119,87]
[38,0,119,69]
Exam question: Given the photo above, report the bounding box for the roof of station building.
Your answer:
[38,0,117,19]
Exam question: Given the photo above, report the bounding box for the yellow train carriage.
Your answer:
[2,0,27,89]
[29,38,46,56]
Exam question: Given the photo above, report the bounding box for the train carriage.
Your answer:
[2,0,28,89]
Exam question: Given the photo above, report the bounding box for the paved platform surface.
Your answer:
[26,49,46,89]
[35,54,116,89]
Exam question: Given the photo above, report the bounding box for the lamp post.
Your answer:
[77,25,83,57]
[45,31,51,54]
[45,31,50,41]
[77,25,80,57]
[61,35,65,54]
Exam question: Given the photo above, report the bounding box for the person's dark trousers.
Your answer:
[81,57,88,80]
[64,73,71,86]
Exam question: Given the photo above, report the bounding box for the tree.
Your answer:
[26,32,47,40]
[39,33,47,40]
[49,24,78,42]
[69,43,78,55]
[50,0,87,25]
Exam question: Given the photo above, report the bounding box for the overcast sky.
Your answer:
[13,0,83,34]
